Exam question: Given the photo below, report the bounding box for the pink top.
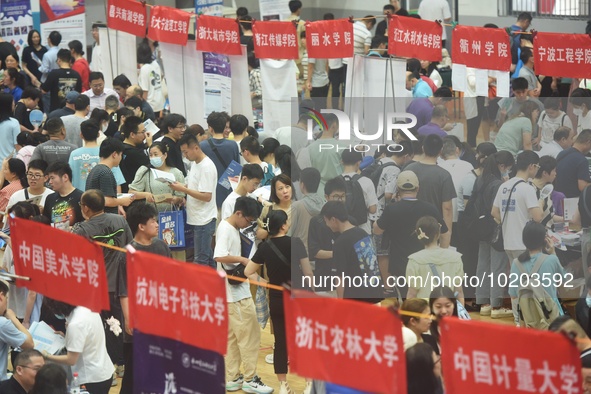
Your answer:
[0,180,24,213]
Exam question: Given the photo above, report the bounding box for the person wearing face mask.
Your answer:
[128,142,186,211]
[119,116,151,192]
[570,88,591,134]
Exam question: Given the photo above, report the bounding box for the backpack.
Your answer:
[362,161,399,190]
[261,163,275,186]
[342,174,367,226]
[460,175,498,242]
[515,254,561,330]
[540,112,568,144]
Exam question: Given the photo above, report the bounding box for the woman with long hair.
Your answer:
[260,137,280,169]
[0,158,27,214]
[4,53,30,88]
[256,174,293,240]
[3,68,24,102]
[21,29,47,88]
[428,286,459,351]
[406,343,443,394]
[494,100,541,155]
[0,93,21,159]
[401,298,438,352]
[473,151,516,319]
[137,41,165,117]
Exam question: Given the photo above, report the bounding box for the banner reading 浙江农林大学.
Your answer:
[40,0,85,52]
[0,0,33,58]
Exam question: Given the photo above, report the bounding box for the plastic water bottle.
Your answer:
[70,372,80,394]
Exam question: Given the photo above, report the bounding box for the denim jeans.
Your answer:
[193,218,216,269]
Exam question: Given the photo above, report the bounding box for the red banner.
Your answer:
[284,290,406,393]
[305,19,354,59]
[127,249,228,355]
[9,217,109,313]
[196,15,242,55]
[388,15,442,61]
[440,318,581,393]
[451,25,511,71]
[534,32,591,79]
[107,0,147,37]
[252,21,299,59]
[147,6,190,46]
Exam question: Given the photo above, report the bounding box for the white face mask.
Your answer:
[573,108,584,117]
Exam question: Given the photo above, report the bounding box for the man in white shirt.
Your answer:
[538,127,575,159]
[538,97,573,144]
[90,22,106,72]
[221,164,264,221]
[83,72,119,112]
[418,0,452,46]
[341,150,377,235]
[570,88,591,134]
[307,57,329,110]
[353,18,376,55]
[439,139,474,223]
[6,159,53,214]
[170,134,218,269]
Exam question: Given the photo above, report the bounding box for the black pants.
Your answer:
[120,342,133,394]
[102,292,124,366]
[84,377,113,394]
[269,296,287,375]
[310,83,330,111]
[466,96,485,147]
[453,221,479,298]
[328,66,346,110]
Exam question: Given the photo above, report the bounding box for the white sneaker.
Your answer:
[491,307,514,319]
[242,375,274,394]
[303,381,312,394]
[480,305,491,316]
[279,381,293,394]
[265,353,274,364]
[226,374,243,392]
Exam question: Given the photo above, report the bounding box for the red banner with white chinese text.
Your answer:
[106,0,147,37]
[388,15,442,61]
[305,19,354,59]
[127,249,228,354]
[440,318,581,393]
[196,15,242,56]
[534,32,591,79]
[451,25,511,71]
[147,6,190,46]
[284,290,406,393]
[252,21,299,59]
[9,217,109,313]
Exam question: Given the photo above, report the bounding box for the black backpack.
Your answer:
[460,176,498,242]
[342,174,368,226]
[361,161,399,189]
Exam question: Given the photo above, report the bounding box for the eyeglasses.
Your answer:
[26,173,44,179]
[329,193,346,201]
[175,124,187,131]
[19,365,43,372]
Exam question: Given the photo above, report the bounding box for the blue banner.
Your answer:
[195,0,223,16]
[134,331,225,394]
[0,0,33,56]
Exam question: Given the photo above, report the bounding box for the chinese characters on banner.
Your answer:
[452,25,511,71]
[388,15,442,61]
[440,318,581,394]
[147,6,190,46]
[252,21,299,59]
[9,217,110,313]
[534,32,591,79]
[196,15,242,55]
[127,249,228,355]
[284,290,406,393]
[305,19,354,59]
[106,0,146,37]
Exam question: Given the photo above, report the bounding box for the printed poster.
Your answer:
[259,0,290,21]
[40,0,86,52]
[0,0,33,57]
[203,52,231,118]
[195,0,223,16]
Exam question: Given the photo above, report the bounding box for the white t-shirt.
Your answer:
[214,220,251,303]
[538,110,573,144]
[138,60,165,112]
[6,188,54,212]
[418,0,452,40]
[308,58,329,87]
[221,191,240,221]
[537,140,563,159]
[343,172,378,234]
[66,307,113,385]
[439,159,474,222]
[577,111,591,135]
[186,157,217,226]
[370,158,401,221]
[493,177,540,251]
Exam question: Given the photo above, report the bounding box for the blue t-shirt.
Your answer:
[555,147,591,198]
[0,118,19,160]
[0,316,27,380]
[4,86,22,103]
[508,253,566,315]
[200,138,240,208]
[412,79,432,98]
[406,98,434,131]
[418,122,447,138]
[68,147,125,191]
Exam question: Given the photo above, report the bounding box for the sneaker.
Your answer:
[242,375,274,394]
[111,375,118,387]
[115,365,125,378]
[265,353,274,364]
[303,381,312,394]
[279,381,293,394]
[491,307,514,319]
[226,374,244,392]
[480,305,491,316]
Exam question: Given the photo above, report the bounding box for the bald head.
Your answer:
[126,85,143,100]
[81,189,105,213]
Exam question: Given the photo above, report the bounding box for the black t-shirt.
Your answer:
[333,226,383,302]
[376,199,448,277]
[13,101,34,131]
[375,20,387,37]
[42,189,84,230]
[22,45,48,80]
[40,68,82,112]
[555,147,591,198]
[308,215,339,290]
[252,236,307,298]
[579,185,591,228]
[120,143,150,189]
[0,376,26,394]
[86,164,118,214]
[162,136,186,176]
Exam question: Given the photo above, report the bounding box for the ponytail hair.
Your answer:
[481,150,515,182]
[518,221,547,262]
[415,216,440,246]
[7,158,28,188]
[266,210,288,236]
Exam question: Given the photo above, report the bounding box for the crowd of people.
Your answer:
[0,1,589,394]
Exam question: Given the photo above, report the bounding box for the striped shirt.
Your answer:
[0,181,23,213]
[353,21,372,55]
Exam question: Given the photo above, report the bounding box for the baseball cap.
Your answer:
[66,91,80,104]
[396,170,419,191]
[359,156,374,171]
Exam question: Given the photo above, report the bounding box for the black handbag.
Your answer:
[491,180,525,252]
[224,264,247,285]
